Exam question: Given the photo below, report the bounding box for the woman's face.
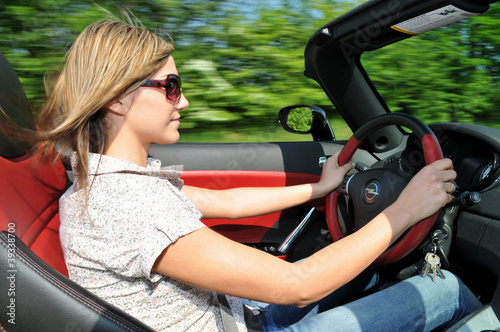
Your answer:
[114,56,189,149]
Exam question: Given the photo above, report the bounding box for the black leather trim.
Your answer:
[0,51,36,159]
[149,141,361,175]
[0,231,154,332]
[353,113,433,142]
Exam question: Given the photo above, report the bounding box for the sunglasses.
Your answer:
[140,74,182,103]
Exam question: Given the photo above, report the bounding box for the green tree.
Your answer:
[362,3,499,127]
[0,0,498,140]
[0,0,344,140]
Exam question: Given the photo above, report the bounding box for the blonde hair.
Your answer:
[36,19,174,190]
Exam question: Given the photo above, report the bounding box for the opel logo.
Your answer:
[364,181,380,203]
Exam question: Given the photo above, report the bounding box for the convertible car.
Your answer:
[1,0,500,331]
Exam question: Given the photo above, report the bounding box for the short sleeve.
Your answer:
[83,173,204,281]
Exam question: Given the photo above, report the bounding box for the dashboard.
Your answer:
[399,123,500,193]
[441,132,500,191]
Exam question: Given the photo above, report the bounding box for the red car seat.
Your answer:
[0,51,154,332]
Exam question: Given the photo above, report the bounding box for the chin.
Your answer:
[156,133,180,145]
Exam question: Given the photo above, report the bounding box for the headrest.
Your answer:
[0,51,36,159]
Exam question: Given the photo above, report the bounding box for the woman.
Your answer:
[34,19,480,331]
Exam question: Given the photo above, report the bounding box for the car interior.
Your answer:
[1,0,500,331]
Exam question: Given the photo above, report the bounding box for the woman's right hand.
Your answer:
[392,158,456,229]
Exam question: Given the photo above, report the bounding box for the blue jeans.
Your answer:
[243,269,481,331]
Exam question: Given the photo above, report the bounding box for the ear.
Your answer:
[106,99,127,116]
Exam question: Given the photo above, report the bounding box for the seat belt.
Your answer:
[217,294,240,332]
[217,294,264,332]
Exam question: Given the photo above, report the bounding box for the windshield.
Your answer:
[361,4,500,128]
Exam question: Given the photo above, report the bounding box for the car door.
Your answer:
[149,139,376,261]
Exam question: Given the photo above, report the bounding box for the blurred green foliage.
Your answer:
[363,3,500,127]
[0,0,498,142]
[287,107,314,132]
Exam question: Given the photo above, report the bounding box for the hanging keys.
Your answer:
[422,258,431,279]
[422,253,445,283]
[431,230,450,269]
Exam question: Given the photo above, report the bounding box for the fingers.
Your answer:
[430,158,454,170]
[401,158,458,217]
[445,182,456,205]
[445,182,456,194]
[341,161,355,174]
[435,159,457,194]
[330,151,354,173]
[431,159,457,203]
[429,158,457,183]
[326,151,353,174]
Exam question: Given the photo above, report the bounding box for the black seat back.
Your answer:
[0,51,35,158]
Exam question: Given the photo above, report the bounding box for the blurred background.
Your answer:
[0,0,498,142]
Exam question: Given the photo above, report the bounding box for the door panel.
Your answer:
[149,141,375,259]
[180,170,321,243]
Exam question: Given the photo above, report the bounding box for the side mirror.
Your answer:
[278,105,335,141]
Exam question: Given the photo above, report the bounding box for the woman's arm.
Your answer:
[155,158,456,307]
[154,210,399,307]
[181,152,354,219]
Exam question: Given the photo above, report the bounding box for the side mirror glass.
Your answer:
[282,106,314,133]
[278,105,335,141]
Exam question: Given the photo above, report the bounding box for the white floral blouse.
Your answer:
[59,153,246,331]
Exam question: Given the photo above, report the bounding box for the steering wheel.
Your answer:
[326,113,443,266]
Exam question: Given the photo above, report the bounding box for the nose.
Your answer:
[175,93,189,111]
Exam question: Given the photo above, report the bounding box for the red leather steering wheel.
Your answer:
[326,113,443,265]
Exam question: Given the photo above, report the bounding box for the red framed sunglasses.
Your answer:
[141,74,182,103]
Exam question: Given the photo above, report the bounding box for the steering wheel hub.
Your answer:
[364,180,380,203]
